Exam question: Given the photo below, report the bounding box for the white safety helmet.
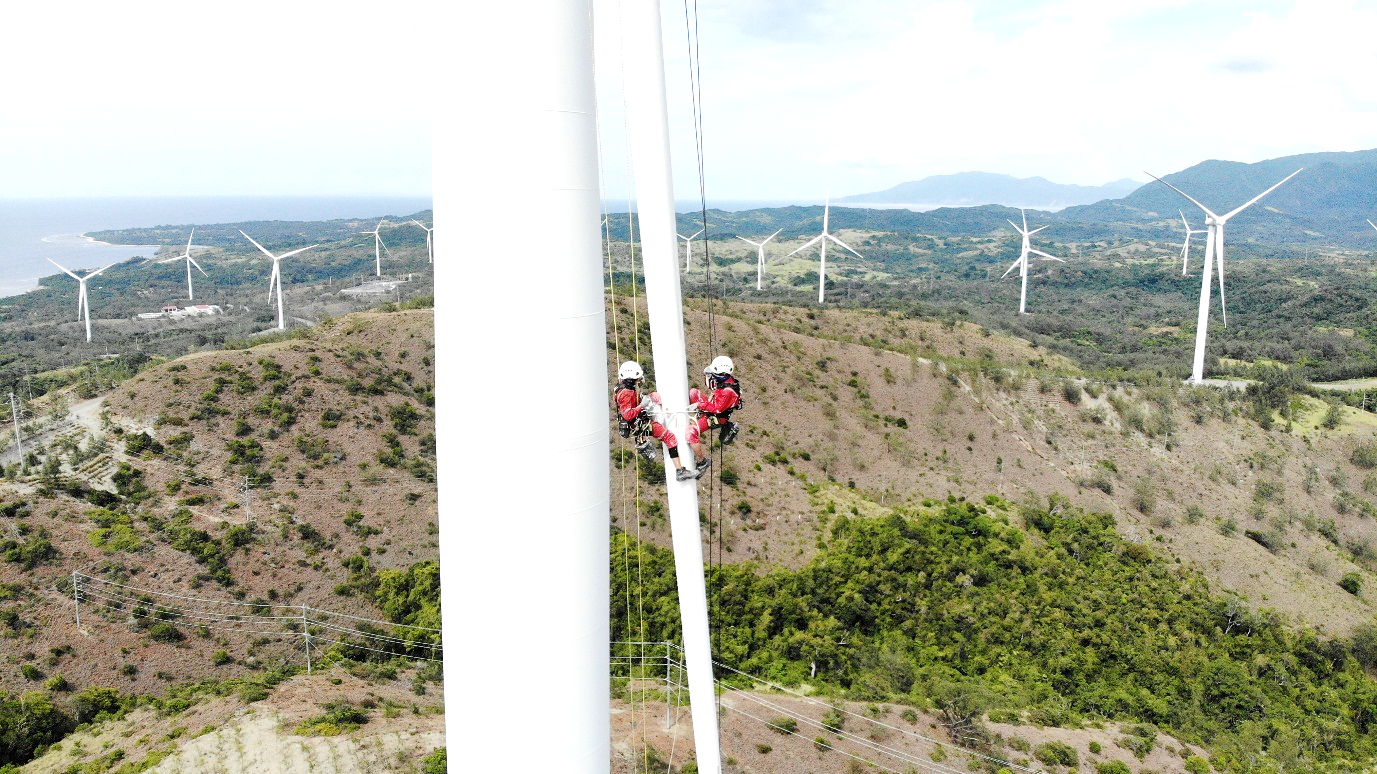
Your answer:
[618,361,644,381]
[704,355,734,376]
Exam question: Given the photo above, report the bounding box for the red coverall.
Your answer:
[614,386,679,453]
[687,379,740,443]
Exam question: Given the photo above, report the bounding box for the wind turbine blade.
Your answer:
[1221,168,1303,221]
[85,263,118,279]
[186,229,195,254]
[1028,225,1049,236]
[44,257,80,280]
[1369,219,1377,232]
[1021,209,1028,232]
[1007,219,1024,233]
[189,256,208,276]
[155,257,182,264]
[240,231,277,259]
[1030,250,1063,262]
[1145,172,1215,218]
[827,234,864,260]
[278,245,319,260]
[1002,256,1023,278]
[787,235,824,256]
[765,228,783,243]
[1180,210,1191,230]
[1181,235,1191,275]
[735,236,760,247]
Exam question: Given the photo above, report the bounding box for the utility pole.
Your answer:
[302,605,311,674]
[9,392,21,460]
[240,476,254,523]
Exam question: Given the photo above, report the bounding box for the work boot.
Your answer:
[675,466,696,482]
[636,441,657,462]
[694,457,712,479]
[720,422,739,446]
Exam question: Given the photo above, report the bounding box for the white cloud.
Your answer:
[593,0,1377,203]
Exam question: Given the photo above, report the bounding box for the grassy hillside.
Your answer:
[609,299,1377,772]
[0,308,440,771]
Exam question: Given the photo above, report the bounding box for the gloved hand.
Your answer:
[638,394,654,411]
[687,402,699,413]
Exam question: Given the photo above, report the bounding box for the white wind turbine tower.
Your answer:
[45,258,116,343]
[736,228,782,290]
[240,231,319,331]
[360,221,392,276]
[1002,209,1063,315]
[1177,211,1207,276]
[411,220,434,264]
[1148,168,1302,384]
[677,228,703,270]
[787,197,863,304]
[156,229,209,300]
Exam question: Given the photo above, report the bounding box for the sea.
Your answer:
[0,196,433,299]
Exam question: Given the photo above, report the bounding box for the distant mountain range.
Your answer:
[626,149,1377,250]
[836,172,1143,210]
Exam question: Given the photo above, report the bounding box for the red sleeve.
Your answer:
[698,387,739,414]
[615,388,642,421]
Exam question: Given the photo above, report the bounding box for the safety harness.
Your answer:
[613,381,653,443]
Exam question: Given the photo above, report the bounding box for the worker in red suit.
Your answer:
[613,361,708,482]
[688,355,742,450]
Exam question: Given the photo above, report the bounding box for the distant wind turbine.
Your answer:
[1147,168,1302,384]
[45,258,116,343]
[156,229,209,300]
[360,221,392,277]
[1001,209,1063,315]
[1368,219,1377,233]
[411,220,434,264]
[736,229,782,291]
[787,197,863,304]
[1177,211,1207,276]
[240,231,319,331]
[677,228,703,271]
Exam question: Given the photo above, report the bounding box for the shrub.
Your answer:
[1132,477,1157,515]
[821,706,845,733]
[422,748,447,774]
[1034,741,1078,767]
[1353,440,1377,469]
[20,664,42,680]
[296,700,371,736]
[770,717,798,735]
[389,403,422,435]
[1063,382,1083,405]
[148,623,185,643]
[211,650,232,666]
[1341,573,1363,596]
[1096,761,1132,774]
[1184,755,1211,774]
[1088,740,1102,754]
[813,736,832,751]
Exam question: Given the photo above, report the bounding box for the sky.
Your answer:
[0,2,432,198]
[592,0,1377,204]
